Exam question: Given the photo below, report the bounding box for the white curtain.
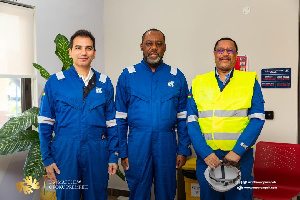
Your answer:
[0,1,34,77]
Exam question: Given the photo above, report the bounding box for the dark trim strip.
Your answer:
[0,0,34,9]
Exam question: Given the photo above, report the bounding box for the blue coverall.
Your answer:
[39,66,118,200]
[116,60,191,200]
[187,68,265,200]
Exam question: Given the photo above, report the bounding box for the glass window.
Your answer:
[0,78,22,128]
[0,2,35,128]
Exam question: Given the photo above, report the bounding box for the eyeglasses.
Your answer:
[215,48,236,54]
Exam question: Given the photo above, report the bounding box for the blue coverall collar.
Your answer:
[70,65,97,77]
[70,65,97,87]
[141,59,165,72]
[70,65,79,77]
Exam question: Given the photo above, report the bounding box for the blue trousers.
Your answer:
[125,129,177,200]
[196,149,254,200]
[52,132,109,200]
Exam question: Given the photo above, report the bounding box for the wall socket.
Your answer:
[265,111,274,120]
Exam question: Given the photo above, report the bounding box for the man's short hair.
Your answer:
[142,28,165,43]
[214,37,238,52]
[70,29,96,50]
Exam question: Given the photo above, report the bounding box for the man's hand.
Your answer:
[108,163,118,175]
[176,155,187,169]
[204,153,221,169]
[45,163,60,185]
[121,157,129,171]
[224,151,241,163]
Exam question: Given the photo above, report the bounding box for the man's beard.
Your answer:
[146,56,161,64]
[144,53,162,65]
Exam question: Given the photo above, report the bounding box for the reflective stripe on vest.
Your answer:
[192,70,256,151]
[198,110,248,118]
[204,133,241,140]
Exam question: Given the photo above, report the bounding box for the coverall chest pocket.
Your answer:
[160,92,179,122]
[55,95,78,128]
[128,90,150,121]
[89,97,106,127]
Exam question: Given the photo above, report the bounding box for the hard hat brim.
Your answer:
[204,165,241,192]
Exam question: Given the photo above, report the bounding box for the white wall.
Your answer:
[0,0,104,199]
[104,0,299,190]
[104,0,299,141]
[17,0,105,96]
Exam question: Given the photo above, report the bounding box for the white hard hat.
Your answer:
[204,162,241,192]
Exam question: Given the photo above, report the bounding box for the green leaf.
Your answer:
[23,142,44,180]
[54,34,73,71]
[22,107,39,126]
[0,130,39,155]
[33,63,51,80]
[116,168,126,181]
[22,107,39,117]
[0,107,39,138]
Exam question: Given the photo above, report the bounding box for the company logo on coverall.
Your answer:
[168,81,174,87]
[96,87,102,93]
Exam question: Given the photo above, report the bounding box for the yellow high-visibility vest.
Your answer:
[192,70,256,150]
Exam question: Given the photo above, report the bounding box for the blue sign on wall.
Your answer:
[261,68,291,88]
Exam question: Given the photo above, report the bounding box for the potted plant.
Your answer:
[0,34,125,185]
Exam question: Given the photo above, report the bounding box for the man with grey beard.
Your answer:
[115,28,191,199]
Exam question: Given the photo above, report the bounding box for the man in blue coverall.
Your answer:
[187,38,265,200]
[38,29,118,200]
[115,28,192,199]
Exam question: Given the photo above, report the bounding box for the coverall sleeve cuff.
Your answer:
[119,151,128,159]
[109,156,118,164]
[43,158,55,167]
[178,148,192,156]
[202,149,215,160]
[232,144,247,157]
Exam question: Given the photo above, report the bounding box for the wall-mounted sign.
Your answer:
[235,55,248,71]
[261,68,291,88]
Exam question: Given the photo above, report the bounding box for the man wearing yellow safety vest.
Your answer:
[187,38,265,200]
